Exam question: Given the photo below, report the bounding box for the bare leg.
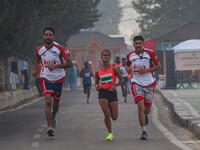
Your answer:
[87,88,90,103]
[144,106,151,114]
[124,82,128,103]
[53,99,59,116]
[99,99,112,133]
[45,94,53,127]
[137,100,145,127]
[109,101,118,121]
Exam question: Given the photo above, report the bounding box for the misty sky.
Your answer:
[118,0,139,46]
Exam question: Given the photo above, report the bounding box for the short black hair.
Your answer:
[101,49,111,57]
[84,61,89,67]
[43,27,55,35]
[133,35,144,42]
[122,58,126,61]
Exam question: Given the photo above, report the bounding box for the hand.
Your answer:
[32,70,38,77]
[109,85,116,91]
[138,69,147,75]
[127,67,132,74]
[48,65,56,71]
[95,84,100,91]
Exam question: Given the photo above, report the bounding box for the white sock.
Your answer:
[142,126,147,132]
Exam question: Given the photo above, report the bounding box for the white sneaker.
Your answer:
[47,127,54,137]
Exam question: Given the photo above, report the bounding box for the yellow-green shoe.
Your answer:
[106,133,113,141]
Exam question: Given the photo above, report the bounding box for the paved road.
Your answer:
[0,88,195,150]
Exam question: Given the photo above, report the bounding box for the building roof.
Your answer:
[66,31,126,48]
[155,21,200,41]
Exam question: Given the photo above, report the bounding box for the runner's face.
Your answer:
[101,51,111,62]
[133,40,144,53]
[44,30,54,44]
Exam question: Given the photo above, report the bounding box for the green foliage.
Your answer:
[132,0,200,39]
[0,0,101,59]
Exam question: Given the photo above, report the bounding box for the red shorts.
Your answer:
[131,83,155,107]
[40,79,63,102]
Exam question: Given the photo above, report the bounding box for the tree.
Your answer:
[132,0,200,39]
[92,0,122,34]
[0,0,101,59]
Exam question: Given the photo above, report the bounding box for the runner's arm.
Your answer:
[95,71,100,90]
[110,66,123,91]
[32,56,41,77]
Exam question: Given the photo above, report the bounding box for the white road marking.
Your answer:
[33,134,40,139]
[37,128,44,132]
[32,142,39,147]
[152,103,193,150]
[31,102,82,148]
[41,124,47,127]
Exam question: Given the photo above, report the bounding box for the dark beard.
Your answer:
[45,39,53,44]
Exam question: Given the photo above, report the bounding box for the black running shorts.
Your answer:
[98,88,118,103]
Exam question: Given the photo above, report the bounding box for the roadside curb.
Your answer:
[157,89,200,136]
[0,88,38,110]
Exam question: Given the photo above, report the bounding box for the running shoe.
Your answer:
[145,114,149,125]
[52,116,57,129]
[47,127,54,137]
[140,131,148,140]
[106,133,113,141]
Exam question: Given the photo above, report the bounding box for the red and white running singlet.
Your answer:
[126,48,160,87]
[36,43,70,82]
[98,65,116,89]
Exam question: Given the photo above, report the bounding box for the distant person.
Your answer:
[80,61,94,103]
[64,67,71,90]
[68,65,76,90]
[35,63,43,96]
[113,56,122,69]
[95,50,123,141]
[88,61,94,85]
[71,61,78,90]
[74,62,80,88]
[113,56,122,93]
[126,35,161,140]
[19,58,29,90]
[32,27,73,137]
[119,58,129,103]
[10,57,19,91]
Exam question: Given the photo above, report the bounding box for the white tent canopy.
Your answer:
[172,39,200,70]
[172,39,200,53]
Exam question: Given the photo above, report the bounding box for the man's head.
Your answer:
[133,35,144,53]
[115,56,121,64]
[122,57,126,61]
[43,27,55,45]
[121,58,126,64]
[133,35,144,42]
[84,61,89,68]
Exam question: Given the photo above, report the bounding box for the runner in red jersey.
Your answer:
[32,27,73,137]
[113,56,122,69]
[126,35,161,140]
[95,50,123,141]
